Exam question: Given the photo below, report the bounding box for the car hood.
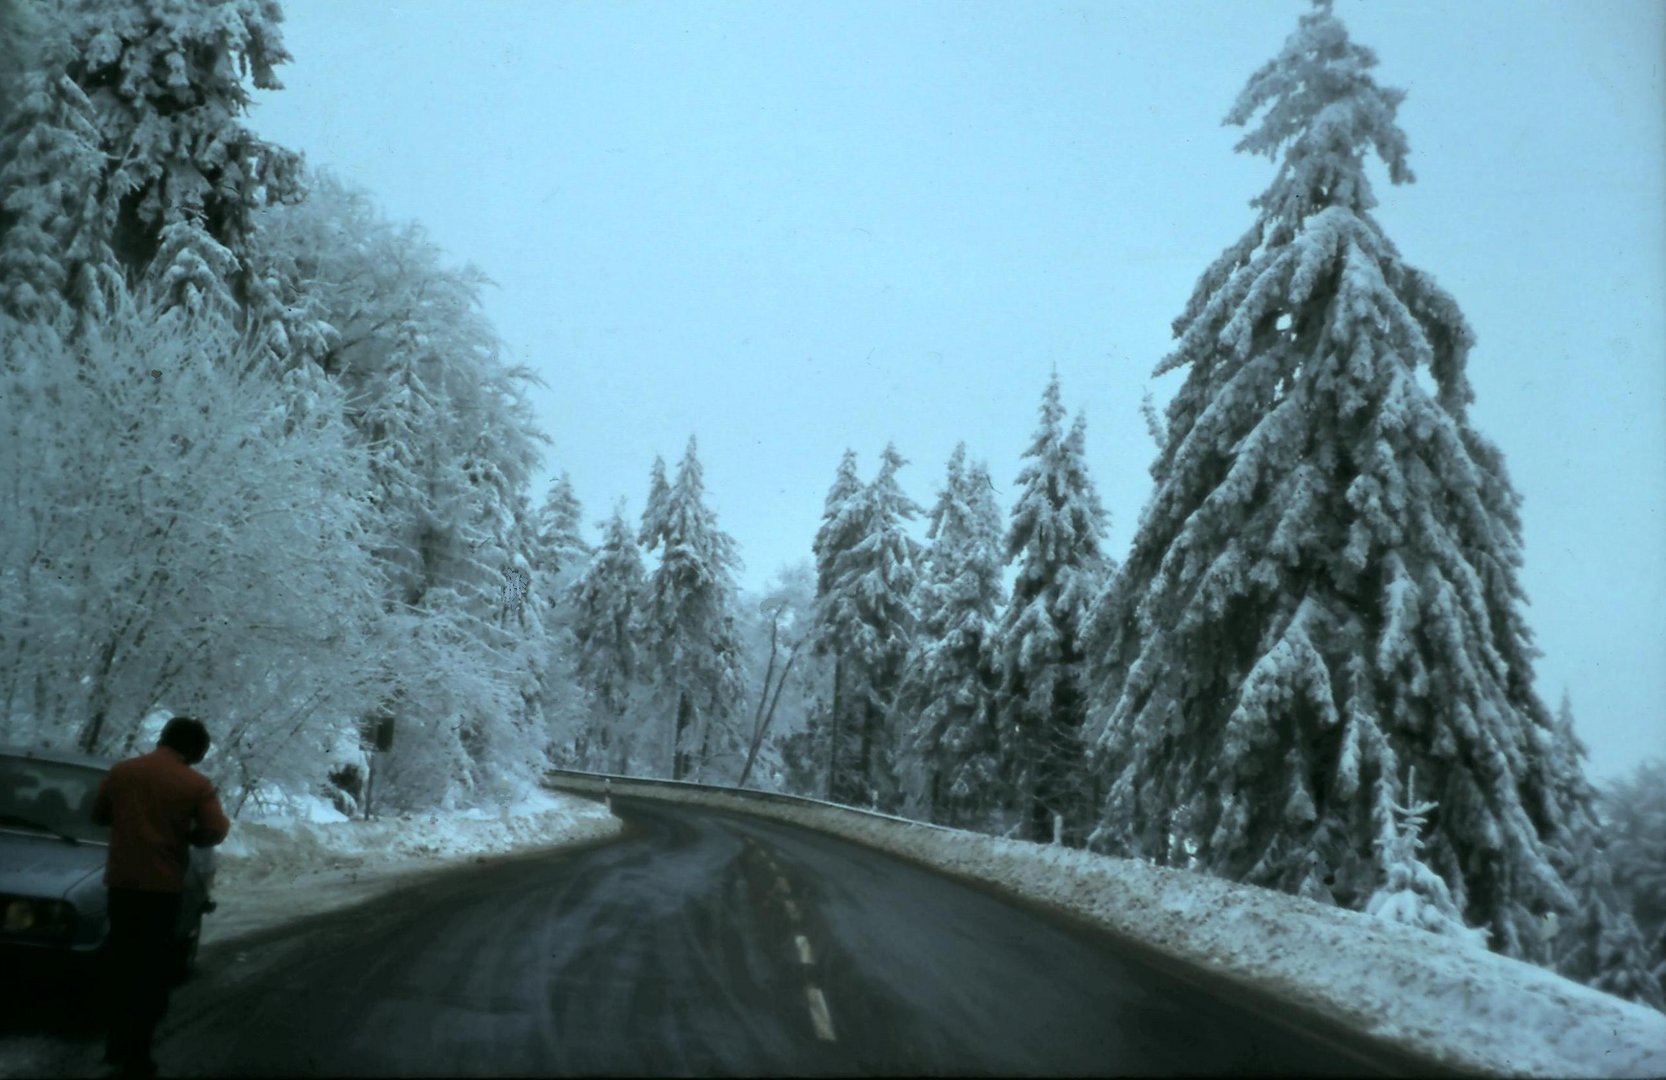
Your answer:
[0,831,106,899]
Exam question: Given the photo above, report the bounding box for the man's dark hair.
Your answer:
[158,716,211,765]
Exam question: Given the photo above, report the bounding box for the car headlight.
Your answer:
[2,897,77,940]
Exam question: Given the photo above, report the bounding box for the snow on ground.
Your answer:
[203,786,623,947]
[552,773,1666,1079]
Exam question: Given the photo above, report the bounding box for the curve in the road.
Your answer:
[145,796,1435,1077]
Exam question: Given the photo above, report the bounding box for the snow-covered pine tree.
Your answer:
[567,507,647,772]
[238,222,335,375]
[810,449,868,800]
[0,0,40,116]
[1555,830,1665,1010]
[639,455,672,550]
[1365,767,1487,946]
[59,0,302,287]
[995,375,1107,844]
[1600,758,1666,1006]
[1089,0,1583,959]
[534,472,592,586]
[895,444,1004,827]
[143,214,241,326]
[0,49,124,328]
[1544,696,1664,1009]
[639,438,747,781]
[822,443,921,811]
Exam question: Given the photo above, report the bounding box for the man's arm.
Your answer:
[190,782,231,847]
[91,774,113,826]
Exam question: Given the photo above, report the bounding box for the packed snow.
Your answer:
[552,773,1666,1079]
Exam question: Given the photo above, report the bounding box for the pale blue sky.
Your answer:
[251,0,1665,780]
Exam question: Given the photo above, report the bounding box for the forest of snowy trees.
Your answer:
[0,0,1658,1011]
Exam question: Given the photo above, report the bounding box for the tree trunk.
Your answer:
[826,657,843,801]
[739,637,804,789]
[76,634,122,754]
[672,689,694,780]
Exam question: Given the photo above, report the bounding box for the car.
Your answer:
[0,746,216,982]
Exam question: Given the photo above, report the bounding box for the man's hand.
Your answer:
[192,786,231,847]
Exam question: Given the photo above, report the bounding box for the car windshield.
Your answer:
[0,757,110,845]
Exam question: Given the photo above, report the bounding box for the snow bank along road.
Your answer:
[25,797,1418,1077]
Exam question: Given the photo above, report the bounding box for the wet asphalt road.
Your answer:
[15,797,1430,1076]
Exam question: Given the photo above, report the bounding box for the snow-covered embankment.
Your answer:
[552,772,1666,1079]
[204,788,623,947]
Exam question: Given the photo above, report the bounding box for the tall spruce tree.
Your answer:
[0,0,39,117]
[568,507,647,772]
[535,472,592,586]
[1546,697,1664,1008]
[639,455,672,550]
[1090,0,1584,960]
[639,438,747,780]
[895,444,1004,827]
[995,375,1108,844]
[0,55,124,327]
[59,0,301,285]
[1599,758,1666,1007]
[822,443,921,810]
[810,449,867,800]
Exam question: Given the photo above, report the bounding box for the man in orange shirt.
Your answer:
[91,717,230,1078]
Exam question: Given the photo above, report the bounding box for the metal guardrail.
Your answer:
[544,768,959,834]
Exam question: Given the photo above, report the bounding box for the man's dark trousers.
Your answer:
[104,887,183,1074]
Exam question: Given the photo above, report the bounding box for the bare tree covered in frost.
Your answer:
[0,4,556,817]
[567,507,648,773]
[1089,0,1587,961]
[816,444,921,810]
[736,562,822,792]
[0,309,387,810]
[639,438,747,781]
[995,375,1108,844]
[249,176,549,811]
[895,444,1004,827]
